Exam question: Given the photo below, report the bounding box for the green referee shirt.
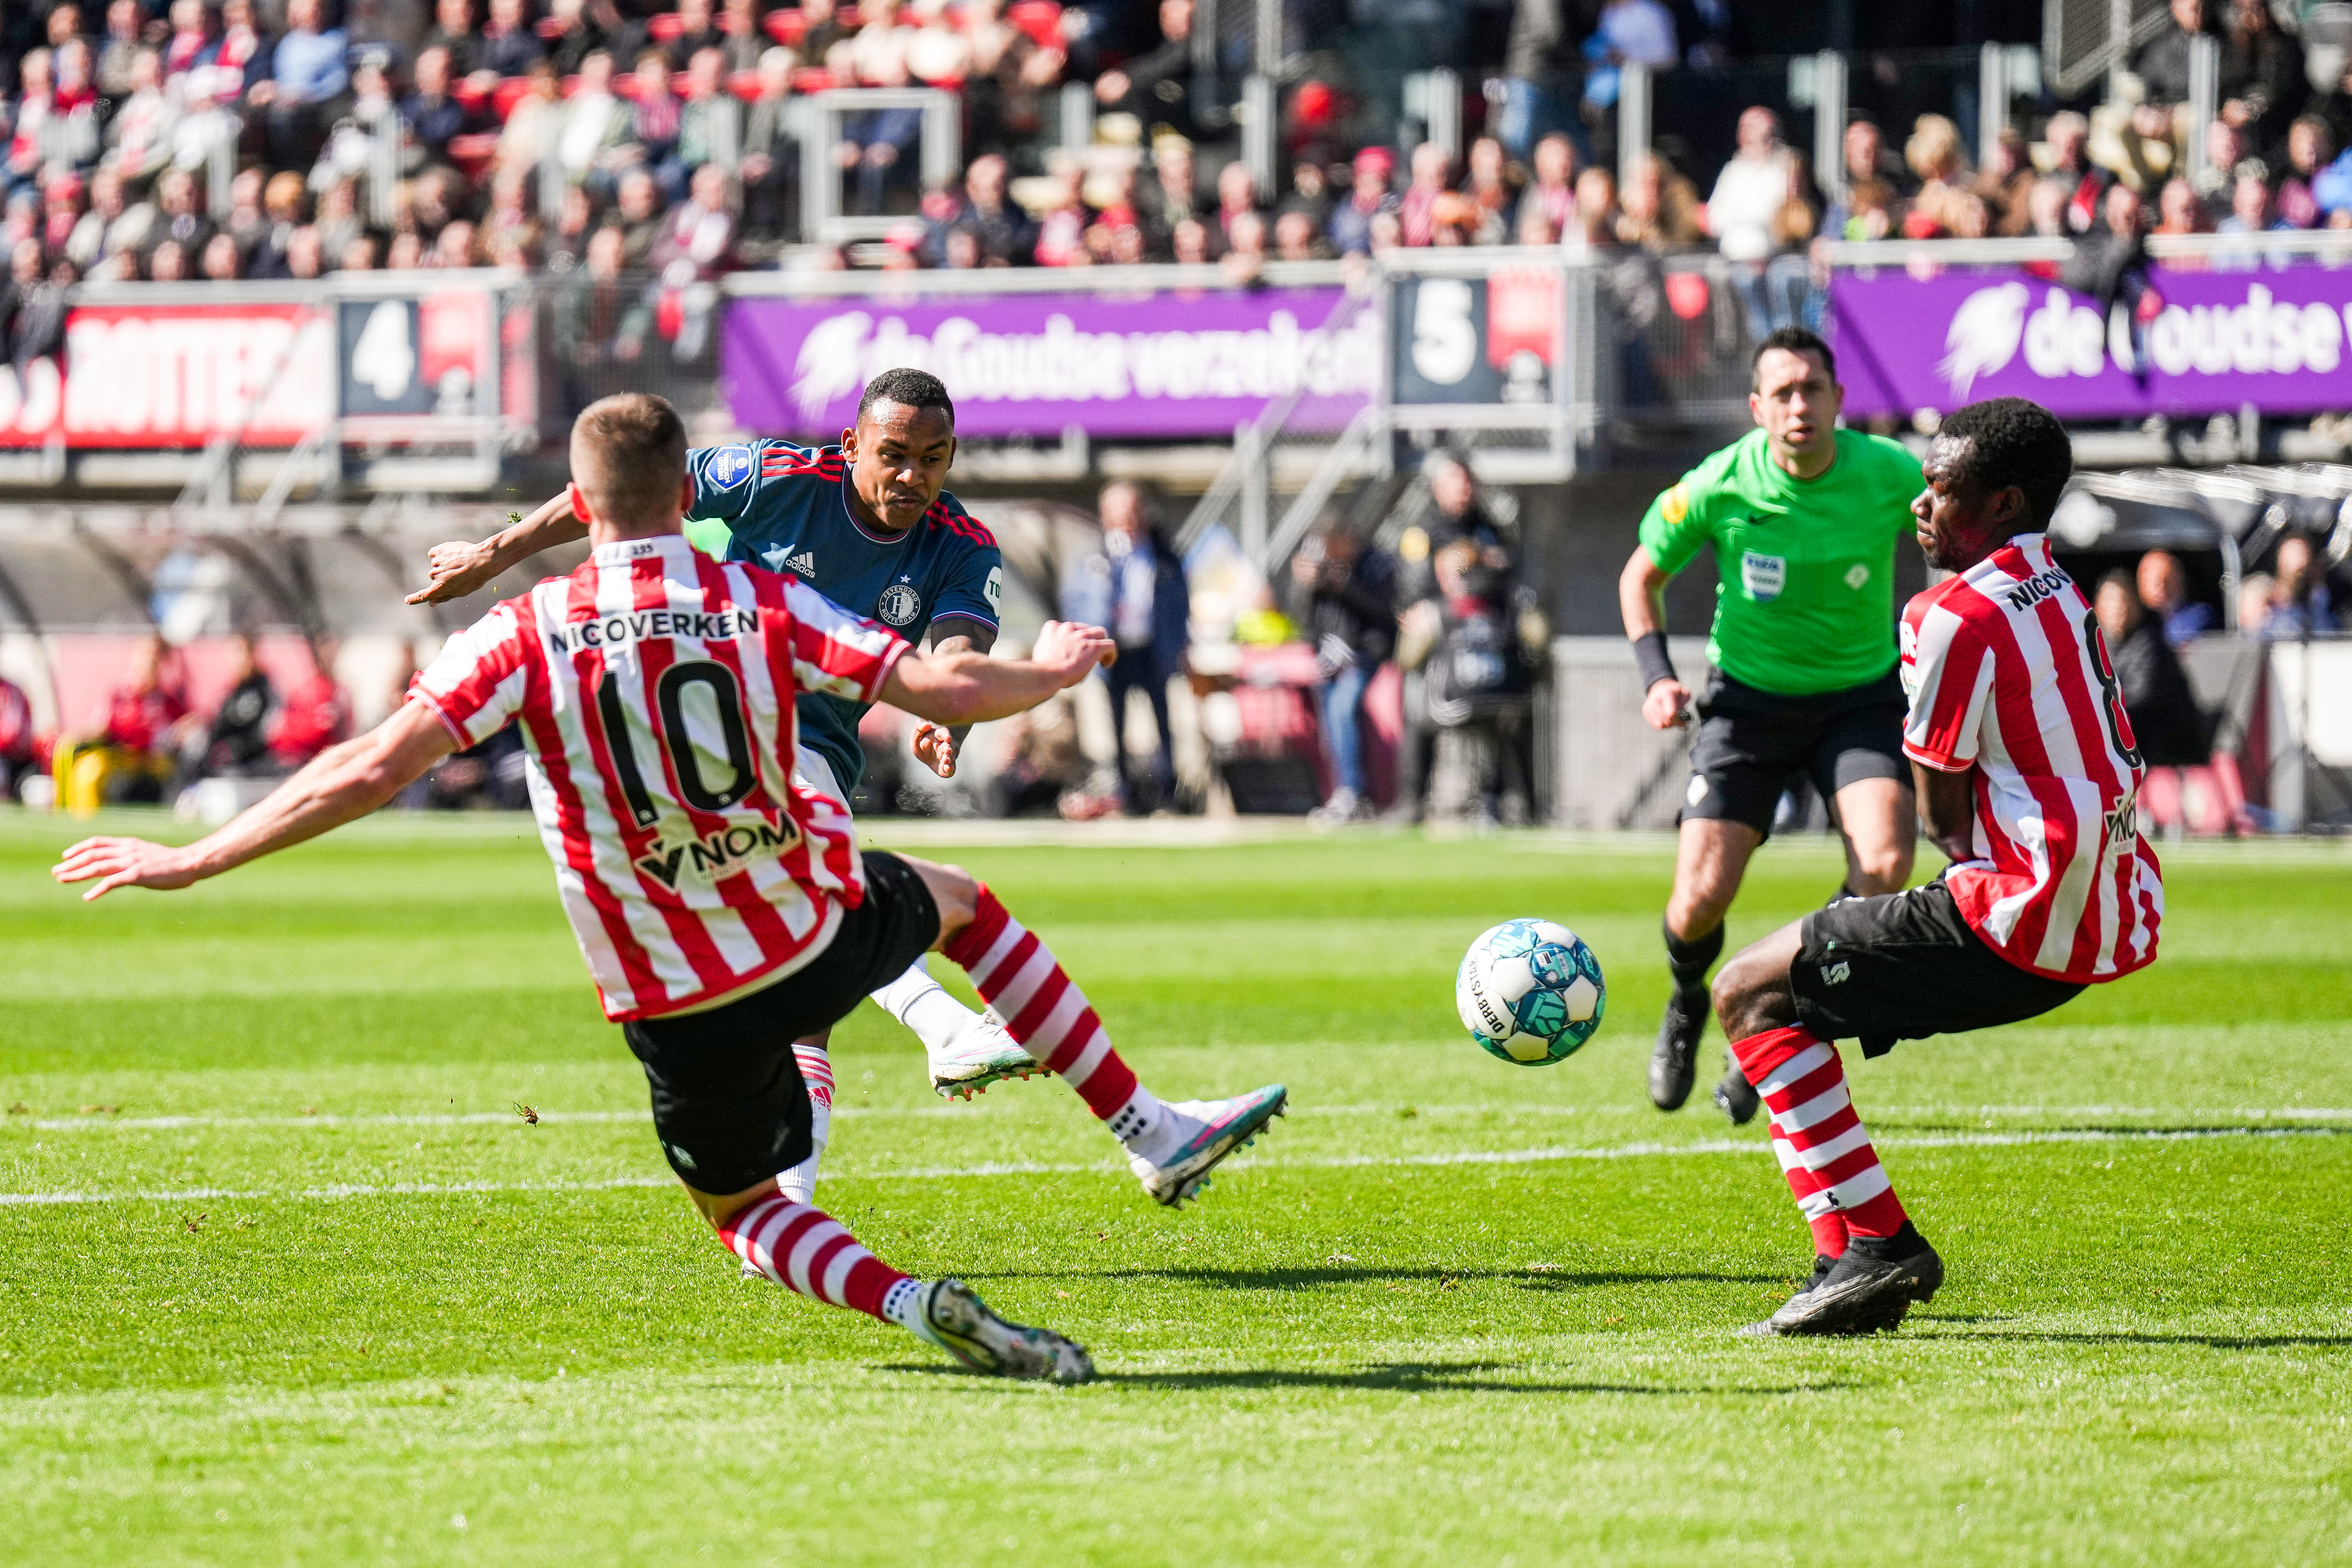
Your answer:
[1638,427,1924,697]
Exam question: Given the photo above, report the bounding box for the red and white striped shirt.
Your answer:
[409,535,909,1021]
[1900,533,2163,983]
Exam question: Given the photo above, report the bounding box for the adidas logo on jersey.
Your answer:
[783,551,816,578]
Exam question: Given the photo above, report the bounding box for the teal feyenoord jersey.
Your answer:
[684,440,1004,790]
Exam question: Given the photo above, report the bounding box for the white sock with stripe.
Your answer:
[776,1043,834,1205]
[870,956,992,1059]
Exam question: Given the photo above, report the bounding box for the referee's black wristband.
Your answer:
[1633,631,1679,692]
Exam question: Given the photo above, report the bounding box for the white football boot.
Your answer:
[928,1010,1045,1101]
[1127,1084,1290,1208]
[906,1279,1095,1383]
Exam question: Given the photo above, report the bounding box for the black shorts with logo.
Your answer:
[620,850,941,1195]
[1791,878,2088,1058]
[1682,667,1910,836]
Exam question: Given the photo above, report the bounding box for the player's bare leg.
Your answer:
[689,1175,1092,1382]
[1712,924,1942,1336]
[899,854,1288,1208]
[1705,776,1919,1122]
[1652,818,1759,1114]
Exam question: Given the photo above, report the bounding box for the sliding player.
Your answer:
[58,394,1289,1381]
[1710,397,2161,1335]
[408,368,1030,1206]
[1621,327,1923,1125]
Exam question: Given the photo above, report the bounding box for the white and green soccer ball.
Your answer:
[1455,918,1606,1066]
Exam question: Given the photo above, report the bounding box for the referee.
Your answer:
[1620,327,1924,1123]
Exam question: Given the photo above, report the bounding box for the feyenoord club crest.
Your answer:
[877,581,923,626]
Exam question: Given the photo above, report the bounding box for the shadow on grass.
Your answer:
[959,1267,1787,1291]
[1913,1325,2352,1350]
[880,1358,1852,1395]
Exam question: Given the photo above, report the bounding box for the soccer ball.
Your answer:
[1455,919,1606,1066]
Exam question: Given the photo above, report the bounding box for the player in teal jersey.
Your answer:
[1620,328,1925,1125]
[409,370,1039,1196]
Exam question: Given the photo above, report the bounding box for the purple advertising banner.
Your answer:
[1829,263,2352,420]
[721,287,1379,439]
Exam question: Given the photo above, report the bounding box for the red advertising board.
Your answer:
[0,303,335,448]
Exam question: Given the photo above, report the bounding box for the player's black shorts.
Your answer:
[1791,878,2087,1059]
[1683,668,1909,837]
[620,850,941,1195]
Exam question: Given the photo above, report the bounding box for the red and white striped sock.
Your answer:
[1730,1025,1907,1254]
[719,1192,917,1325]
[776,1043,834,1204]
[941,885,1167,1149]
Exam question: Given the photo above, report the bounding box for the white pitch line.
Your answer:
[0,1123,2338,1208]
[12,1102,2352,1134]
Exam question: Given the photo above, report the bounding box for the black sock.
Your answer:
[1662,919,1723,993]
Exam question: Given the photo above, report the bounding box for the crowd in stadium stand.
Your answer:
[0,0,2330,310]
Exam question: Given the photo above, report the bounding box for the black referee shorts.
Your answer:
[620,850,942,1195]
[1683,668,1909,837]
[1791,878,2087,1059]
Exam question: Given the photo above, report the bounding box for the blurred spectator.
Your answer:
[556,223,650,386]
[1522,132,1576,238]
[478,167,540,261]
[433,219,479,267]
[341,231,379,270]
[542,182,596,270]
[0,670,33,801]
[1034,154,1094,266]
[248,171,308,274]
[1328,144,1397,257]
[423,0,484,78]
[2154,175,2208,235]
[1220,208,1268,279]
[2221,0,2305,160]
[270,640,351,767]
[2063,183,2158,333]
[1066,480,1190,814]
[1277,156,1333,236]
[197,632,275,777]
[964,0,1063,158]
[2138,549,2216,645]
[403,47,472,168]
[1705,107,1790,261]
[624,50,688,203]
[284,221,325,277]
[609,166,666,267]
[1976,127,2038,236]
[1901,114,1970,236]
[2213,170,2288,268]
[905,0,974,89]
[990,693,1086,817]
[11,251,74,378]
[1391,451,1502,821]
[108,48,177,192]
[149,236,188,279]
[2190,118,2242,217]
[793,0,857,69]
[2237,570,2276,636]
[1462,136,1515,245]
[221,165,269,255]
[1620,151,1704,250]
[1211,159,1263,253]
[387,229,424,268]
[2131,0,2228,115]
[840,0,921,215]
[478,0,548,83]
[1498,0,1579,162]
[546,0,630,77]
[1424,535,1538,827]
[252,0,350,172]
[2279,115,2333,228]
[1138,135,1200,257]
[663,0,726,70]
[677,47,742,181]
[315,175,362,260]
[1171,215,1210,263]
[560,51,632,192]
[497,57,567,174]
[716,0,768,74]
[739,47,800,243]
[65,166,143,276]
[198,0,270,94]
[947,153,1034,266]
[2095,570,2211,767]
[2038,112,2108,235]
[1397,141,1452,248]
[1095,0,1196,144]
[200,229,242,279]
[163,0,216,83]
[1289,515,1395,825]
[63,634,192,811]
[2268,534,2337,636]
[1272,207,1322,261]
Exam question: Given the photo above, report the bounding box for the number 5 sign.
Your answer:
[1389,270,1559,407]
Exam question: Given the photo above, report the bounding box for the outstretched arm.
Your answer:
[910,617,998,780]
[406,491,589,606]
[1620,543,1691,730]
[52,702,461,900]
[882,620,1113,729]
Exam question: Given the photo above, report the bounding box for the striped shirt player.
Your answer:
[56,392,1288,1383]
[404,370,1045,1179]
[1706,397,2163,1338]
[1899,532,2163,982]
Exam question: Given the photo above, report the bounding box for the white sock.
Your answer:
[881,1276,929,1334]
[1108,1084,1182,1162]
[871,956,992,1057]
[777,1046,833,1204]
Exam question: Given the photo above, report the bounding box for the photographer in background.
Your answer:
[1289,514,1396,826]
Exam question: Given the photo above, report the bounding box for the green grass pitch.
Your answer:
[4,813,2351,1567]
